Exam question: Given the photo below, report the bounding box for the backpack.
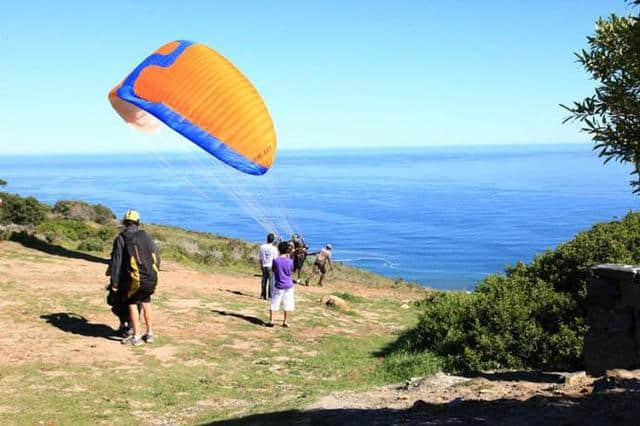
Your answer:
[122,230,159,297]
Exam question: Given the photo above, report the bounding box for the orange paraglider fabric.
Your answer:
[109,40,276,175]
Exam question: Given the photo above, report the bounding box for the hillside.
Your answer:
[3,238,640,425]
[3,197,640,424]
[0,227,427,424]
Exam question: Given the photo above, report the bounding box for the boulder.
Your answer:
[321,295,350,312]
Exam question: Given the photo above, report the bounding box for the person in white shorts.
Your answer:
[268,241,296,328]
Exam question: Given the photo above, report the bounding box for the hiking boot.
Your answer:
[142,333,154,343]
[121,335,144,346]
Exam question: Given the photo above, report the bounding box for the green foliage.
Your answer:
[562,2,640,192]
[389,212,640,373]
[331,292,365,303]
[92,203,116,224]
[38,219,93,241]
[377,351,441,382]
[0,192,49,226]
[145,224,258,272]
[76,238,107,252]
[37,218,117,252]
[52,200,116,224]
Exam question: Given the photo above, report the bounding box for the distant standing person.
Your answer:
[305,244,333,286]
[258,233,278,300]
[268,241,296,328]
[109,210,160,346]
[291,234,308,279]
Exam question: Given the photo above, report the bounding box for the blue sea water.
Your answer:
[0,144,637,290]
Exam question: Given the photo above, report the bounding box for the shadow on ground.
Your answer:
[211,309,267,327]
[40,312,119,341]
[203,380,640,426]
[472,371,566,384]
[221,289,257,299]
[10,231,108,264]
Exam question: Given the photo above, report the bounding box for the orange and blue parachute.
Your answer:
[109,40,276,175]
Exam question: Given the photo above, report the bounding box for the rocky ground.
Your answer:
[217,369,640,425]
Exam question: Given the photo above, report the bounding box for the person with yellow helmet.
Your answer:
[108,210,160,346]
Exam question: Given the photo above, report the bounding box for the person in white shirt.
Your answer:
[258,233,279,300]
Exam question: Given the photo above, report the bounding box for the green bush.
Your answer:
[38,218,93,241]
[77,238,106,252]
[92,203,116,224]
[0,192,49,226]
[37,218,118,247]
[52,200,115,224]
[388,211,640,374]
[411,277,584,373]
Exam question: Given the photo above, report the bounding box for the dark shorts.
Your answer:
[127,288,154,304]
[314,260,327,274]
[293,255,305,272]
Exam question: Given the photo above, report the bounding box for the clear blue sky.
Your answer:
[0,1,633,154]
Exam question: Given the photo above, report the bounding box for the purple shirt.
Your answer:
[272,256,294,289]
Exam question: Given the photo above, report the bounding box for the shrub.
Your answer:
[388,211,640,373]
[0,192,49,226]
[38,218,93,241]
[92,204,116,224]
[52,200,115,224]
[77,238,106,252]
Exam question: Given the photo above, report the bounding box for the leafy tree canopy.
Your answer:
[562,1,640,191]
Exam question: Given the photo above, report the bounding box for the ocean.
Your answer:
[0,144,637,290]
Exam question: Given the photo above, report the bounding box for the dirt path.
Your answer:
[0,241,421,368]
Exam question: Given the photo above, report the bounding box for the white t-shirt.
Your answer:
[259,243,278,267]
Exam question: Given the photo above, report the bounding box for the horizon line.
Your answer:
[0,141,594,157]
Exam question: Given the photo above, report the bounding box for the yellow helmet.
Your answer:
[123,210,140,223]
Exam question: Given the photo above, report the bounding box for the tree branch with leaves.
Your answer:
[562,0,640,192]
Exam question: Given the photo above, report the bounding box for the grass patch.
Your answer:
[376,351,441,382]
[331,291,365,303]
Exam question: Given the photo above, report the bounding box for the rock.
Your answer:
[605,368,640,380]
[586,277,619,310]
[563,371,587,387]
[320,295,350,311]
[400,304,410,309]
[584,330,638,376]
[585,266,640,376]
[587,307,633,333]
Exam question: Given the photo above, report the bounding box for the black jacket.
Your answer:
[109,224,160,294]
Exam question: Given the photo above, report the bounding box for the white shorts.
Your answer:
[270,287,295,312]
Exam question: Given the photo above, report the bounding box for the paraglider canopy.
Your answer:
[109,40,276,176]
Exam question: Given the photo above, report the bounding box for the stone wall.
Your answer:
[585,264,640,376]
